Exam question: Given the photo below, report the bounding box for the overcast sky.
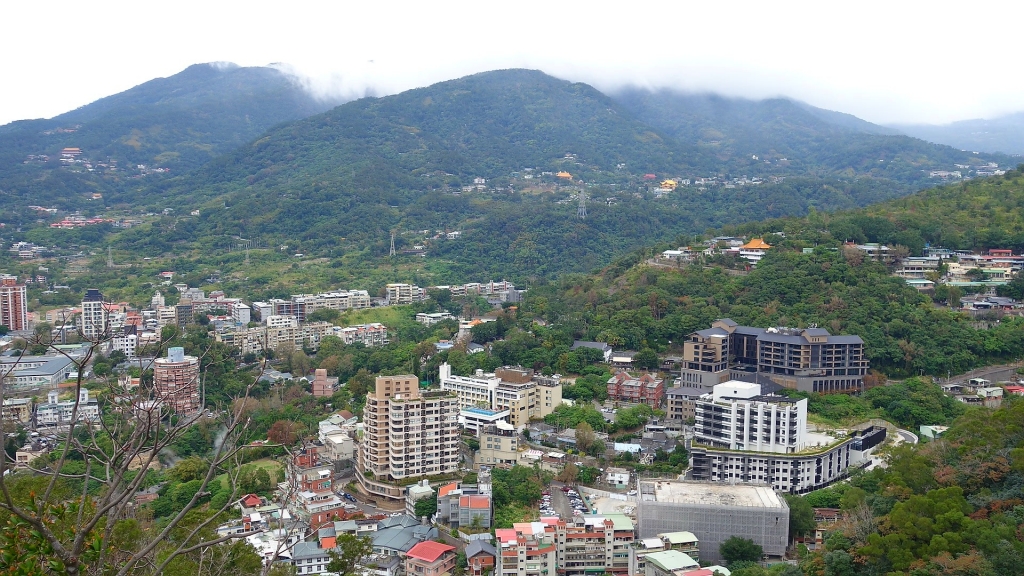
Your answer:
[3,1,1022,127]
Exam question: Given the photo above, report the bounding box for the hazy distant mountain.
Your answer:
[890,113,1024,156]
[0,62,341,171]
[609,89,985,178]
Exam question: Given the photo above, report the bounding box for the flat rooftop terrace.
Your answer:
[640,481,785,509]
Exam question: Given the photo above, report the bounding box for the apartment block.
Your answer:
[357,375,461,501]
[153,347,200,416]
[440,363,502,409]
[497,515,634,576]
[252,290,371,323]
[689,382,886,493]
[606,372,665,407]
[35,389,100,425]
[386,283,425,305]
[681,318,868,394]
[0,275,28,331]
[441,364,562,428]
[476,421,519,470]
[80,288,106,339]
[664,386,703,429]
[337,323,389,347]
[436,482,492,529]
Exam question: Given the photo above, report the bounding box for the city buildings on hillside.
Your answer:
[36,389,100,425]
[0,275,28,331]
[439,363,562,428]
[436,482,492,529]
[495,515,635,576]
[286,446,345,529]
[688,382,887,493]
[680,318,868,394]
[252,290,372,323]
[153,347,200,416]
[637,480,789,564]
[357,375,461,501]
[0,354,76,391]
[606,371,665,407]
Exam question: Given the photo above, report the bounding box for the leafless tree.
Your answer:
[0,312,299,576]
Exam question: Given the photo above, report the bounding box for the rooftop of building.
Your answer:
[645,549,700,572]
[407,540,455,563]
[640,481,786,509]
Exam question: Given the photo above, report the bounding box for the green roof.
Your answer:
[645,550,699,572]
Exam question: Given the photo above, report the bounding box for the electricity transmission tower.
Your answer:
[389,231,397,257]
[577,189,587,219]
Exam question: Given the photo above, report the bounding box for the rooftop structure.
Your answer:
[637,480,788,564]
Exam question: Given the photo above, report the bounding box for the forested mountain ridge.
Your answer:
[610,88,1002,185]
[4,67,1017,283]
[0,63,339,169]
[0,63,341,217]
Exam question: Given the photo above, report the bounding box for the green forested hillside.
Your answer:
[525,250,1024,377]
[0,63,338,213]
[721,168,1024,254]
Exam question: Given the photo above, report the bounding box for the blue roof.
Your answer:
[464,407,503,416]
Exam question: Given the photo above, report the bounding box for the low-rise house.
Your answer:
[405,480,435,516]
[416,312,453,326]
[606,467,631,487]
[466,540,497,576]
[405,540,457,576]
[571,341,612,362]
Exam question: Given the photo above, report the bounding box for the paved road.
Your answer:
[549,482,575,519]
[896,429,918,445]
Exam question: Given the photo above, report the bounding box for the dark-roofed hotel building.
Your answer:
[680,318,868,394]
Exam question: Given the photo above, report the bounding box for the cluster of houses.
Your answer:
[894,247,1023,295]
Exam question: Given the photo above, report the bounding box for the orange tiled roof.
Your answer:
[741,238,772,250]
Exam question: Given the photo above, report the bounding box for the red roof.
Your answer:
[242,494,261,507]
[437,482,459,497]
[459,495,490,509]
[407,540,455,562]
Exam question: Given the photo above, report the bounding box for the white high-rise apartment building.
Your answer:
[80,289,107,339]
[693,382,807,453]
[439,362,502,409]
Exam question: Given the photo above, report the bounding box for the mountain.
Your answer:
[105,69,945,276]
[0,63,340,168]
[0,63,341,215]
[8,67,1017,282]
[892,112,1024,155]
[609,88,1000,184]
